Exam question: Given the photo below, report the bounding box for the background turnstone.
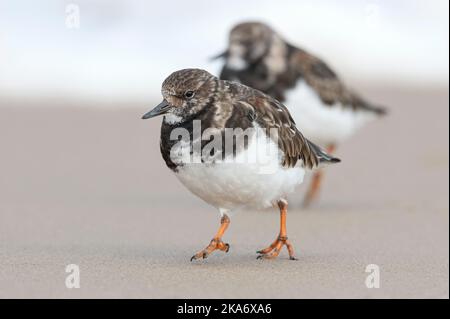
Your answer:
[214,22,387,207]
[142,68,340,261]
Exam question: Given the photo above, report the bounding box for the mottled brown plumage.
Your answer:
[216,22,385,207]
[217,22,387,115]
[232,84,321,168]
[142,68,341,261]
[153,69,338,172]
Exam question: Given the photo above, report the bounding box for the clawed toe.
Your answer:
[256,236,297,260]
[256,251,298,261]
[190,252,210,262]
[256,253,277,260]
[190,239,230,262]
[256,249,281,260]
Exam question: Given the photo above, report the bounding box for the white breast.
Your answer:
[173,129,305,212]
[285,82,376,146]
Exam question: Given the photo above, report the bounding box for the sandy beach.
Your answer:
[0,87,448,298]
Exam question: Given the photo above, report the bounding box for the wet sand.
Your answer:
[0,87,448,298]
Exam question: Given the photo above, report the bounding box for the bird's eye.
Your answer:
[184,91,195,99]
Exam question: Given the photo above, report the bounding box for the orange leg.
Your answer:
[257,200,297,260]
[303,144,336,208]
[190,214,230,261]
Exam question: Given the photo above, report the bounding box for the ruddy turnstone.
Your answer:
[214,22,386,207]
[142,68,340,261]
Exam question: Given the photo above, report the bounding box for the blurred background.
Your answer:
[0,1,448,298]
[0,0,448,100]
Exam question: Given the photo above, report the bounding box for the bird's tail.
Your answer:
[308,140,341,167]
[366,103,388,116]
[351,93,388,116]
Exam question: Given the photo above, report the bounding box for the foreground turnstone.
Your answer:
[142,68,340,261]
[214,22,386,207]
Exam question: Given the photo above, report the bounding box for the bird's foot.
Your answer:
[190,238,230,261]
[256,236,297,260]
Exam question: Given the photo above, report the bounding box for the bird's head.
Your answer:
[142,69,217,124]
[213,22,277,70]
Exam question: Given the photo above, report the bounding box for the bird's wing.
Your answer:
[232,83,339,169]
[292,50,387,115]
[293,50,352,105]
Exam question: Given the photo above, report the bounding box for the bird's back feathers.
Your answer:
[224,80,340,169]
[293,49,387,115]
